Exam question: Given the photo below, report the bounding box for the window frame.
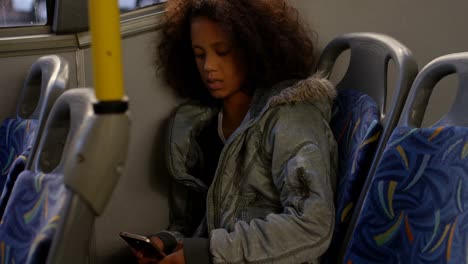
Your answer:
[52,0,88,34]
[0,0,166,57]
[53,0,166,34]
[77,3,166,48]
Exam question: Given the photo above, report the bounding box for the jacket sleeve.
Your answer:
[209,103,337,264]
[150,172,190,254]
[152,108,210,256]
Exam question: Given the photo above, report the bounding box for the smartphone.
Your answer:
[120,231,165,260]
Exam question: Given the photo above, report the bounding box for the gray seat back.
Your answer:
[318,33,418,146]
[31,89,95,174]
[318,33,418,121]
[17,55,69,120]
[18,55,70,170]
[400,52,468,127]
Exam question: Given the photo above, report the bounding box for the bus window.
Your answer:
[119,0,166,13]
[0,0,47,28]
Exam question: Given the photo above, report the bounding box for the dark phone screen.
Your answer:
[120,232,164,260]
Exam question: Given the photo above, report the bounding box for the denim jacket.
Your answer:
[161,74,338,264]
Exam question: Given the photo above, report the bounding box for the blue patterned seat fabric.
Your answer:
[0,148,31,218]
[344,126,468,264]
[323,89,382,262]
[0,170,69,264]
[0,118,39,188]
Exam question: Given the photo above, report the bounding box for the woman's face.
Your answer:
[191,16,248,101]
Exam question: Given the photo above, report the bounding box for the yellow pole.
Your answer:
[88,0,124,101]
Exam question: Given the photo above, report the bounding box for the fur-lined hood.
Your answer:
[250,73,336,120]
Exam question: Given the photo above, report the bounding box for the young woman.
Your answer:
[134,0,337,263]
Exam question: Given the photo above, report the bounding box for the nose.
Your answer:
[203,53,217,72]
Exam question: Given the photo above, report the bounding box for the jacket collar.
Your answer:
[250,73,336,120]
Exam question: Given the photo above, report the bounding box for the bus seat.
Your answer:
[0,55,69,217]
[317,33,418,263]
[343,52,468,263]
[0,170,69,263]
[0,88,130,264]
[17,55,70,170]
[326,89,382,260]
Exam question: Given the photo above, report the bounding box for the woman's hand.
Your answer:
[132,236,185,264]
[132,236,166,264]
[132,250,160,264]
[160,249,185,264]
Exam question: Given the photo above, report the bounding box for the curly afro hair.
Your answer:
[157,0,317,104]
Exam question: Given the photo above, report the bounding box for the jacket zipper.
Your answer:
[209,103,273,230]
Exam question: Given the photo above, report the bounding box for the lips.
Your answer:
[207,79,223,90]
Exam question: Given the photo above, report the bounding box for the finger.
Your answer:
[174,242,184,252]
[159,256,169,264]
[140,257,160,264]
[149,236,165,251]
[131,249,143,259]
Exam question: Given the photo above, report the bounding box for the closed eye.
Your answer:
[216,47,231,57]
[217,51,229,57]
[194,53,205,60]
